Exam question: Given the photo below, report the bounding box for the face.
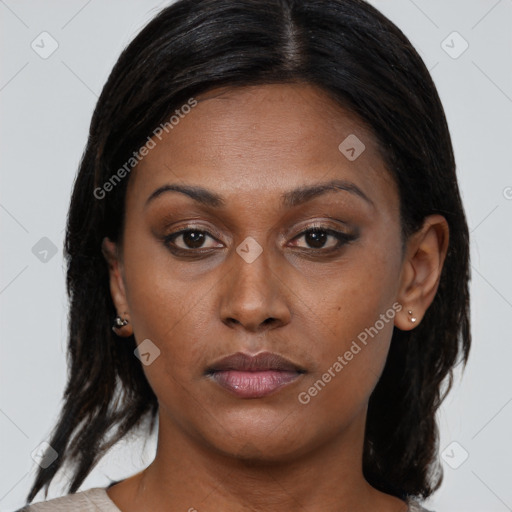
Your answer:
[105,83,409,461]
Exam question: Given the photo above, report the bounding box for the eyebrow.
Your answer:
[144,178,374,209]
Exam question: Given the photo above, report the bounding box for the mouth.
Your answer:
[205,351,306,399]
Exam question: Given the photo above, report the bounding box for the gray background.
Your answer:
[1,1,511,510]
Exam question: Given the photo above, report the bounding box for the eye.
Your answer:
[162,224,357,257]
[164,228,222,251]
[290,227,356,251]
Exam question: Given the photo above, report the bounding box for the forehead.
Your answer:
[127,83,396,209]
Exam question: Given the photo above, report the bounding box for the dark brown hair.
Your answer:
[25,0,470,505]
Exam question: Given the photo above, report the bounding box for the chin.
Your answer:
[202,418,314,464]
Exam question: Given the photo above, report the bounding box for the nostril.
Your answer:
[225,318,241,327]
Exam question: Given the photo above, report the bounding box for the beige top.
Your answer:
[16,488,121,512]
[17,487,433,511]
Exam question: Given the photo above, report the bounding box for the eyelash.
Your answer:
[163,224,357,257]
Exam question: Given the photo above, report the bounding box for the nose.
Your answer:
[219,242,292,333]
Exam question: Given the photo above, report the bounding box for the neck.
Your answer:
[110,408,407,512]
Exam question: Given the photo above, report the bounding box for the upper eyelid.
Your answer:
[167,221,350,236]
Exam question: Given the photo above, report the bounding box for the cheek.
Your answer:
[315,240,400,339]
[296,296,398,427]
[121,223,201,332]
[126,275,210,365]
[300,238,402,404]
[119,233,213,382]
[122,271,209,415]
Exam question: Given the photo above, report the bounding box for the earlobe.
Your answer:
[394,215,449,331]
[394,305,420,331]
[101,237,133,337]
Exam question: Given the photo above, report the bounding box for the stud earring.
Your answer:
[112,314,129,333]
[407,310,417,323]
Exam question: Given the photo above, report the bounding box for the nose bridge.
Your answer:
[219,237,290,331]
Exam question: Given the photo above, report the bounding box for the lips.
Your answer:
[206,352,306,398]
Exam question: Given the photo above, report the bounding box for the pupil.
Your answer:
[306,229,326,248]
[184,231,204,248]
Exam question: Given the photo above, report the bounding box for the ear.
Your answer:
[102,237,133,337]
[394,214,449,331]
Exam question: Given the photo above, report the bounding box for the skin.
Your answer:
[102,83,449,512]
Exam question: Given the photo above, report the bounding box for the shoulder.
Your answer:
[408,500,435,512]
[15,487,122,512]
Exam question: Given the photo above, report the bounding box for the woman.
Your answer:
[18,0,471,510]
